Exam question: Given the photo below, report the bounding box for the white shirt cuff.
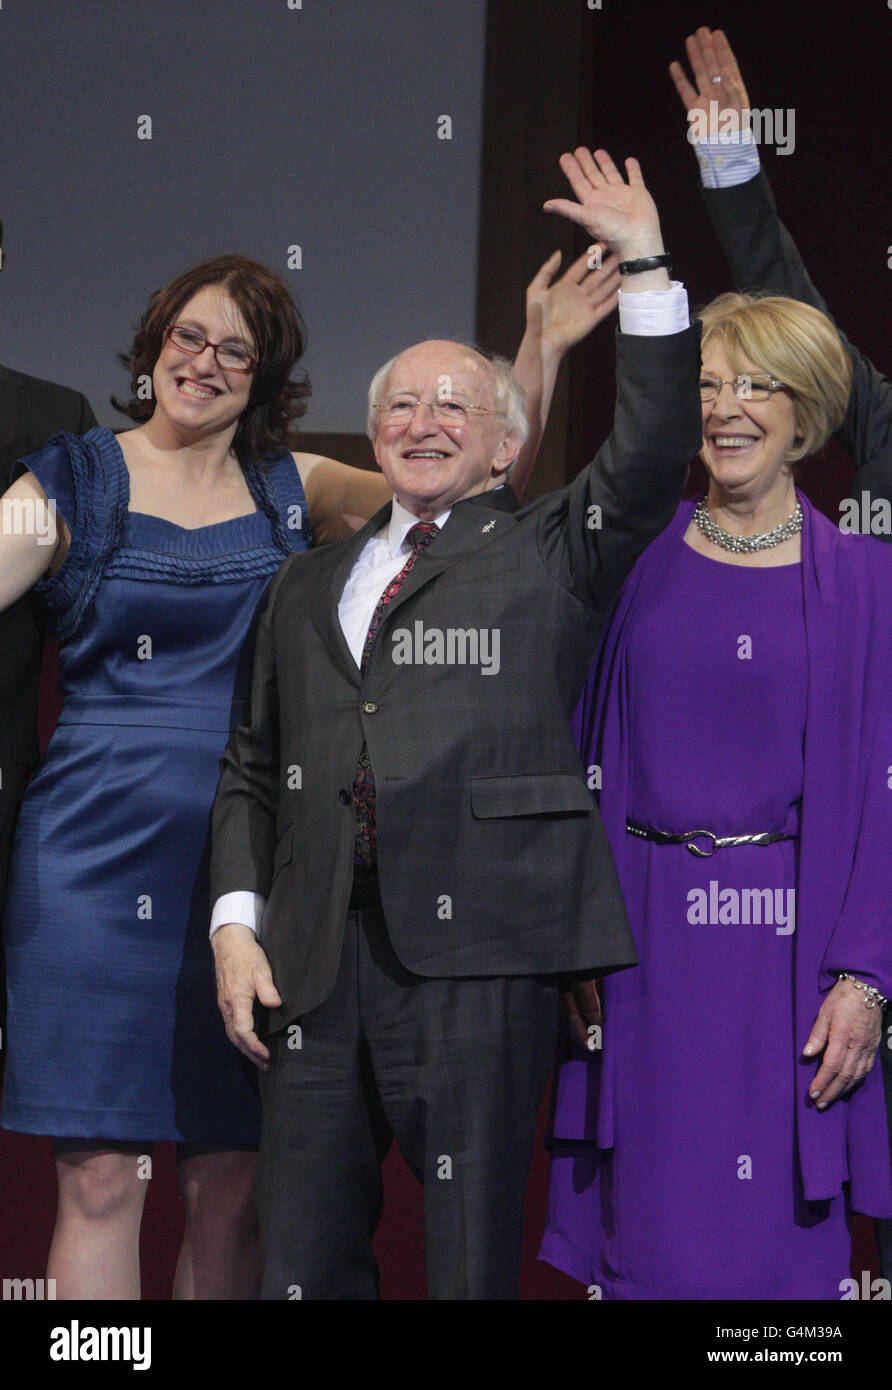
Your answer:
[618,282,689,337]
[691,128,761,189]
[210,891,266,938]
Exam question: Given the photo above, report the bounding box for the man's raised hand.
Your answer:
[544,148,663,263]
[669,26,751,135]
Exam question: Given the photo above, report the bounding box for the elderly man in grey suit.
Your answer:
[208,149,702,1299]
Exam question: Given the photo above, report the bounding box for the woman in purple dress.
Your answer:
[541,291,892,1300]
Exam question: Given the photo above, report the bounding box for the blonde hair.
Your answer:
[697,292,852,463]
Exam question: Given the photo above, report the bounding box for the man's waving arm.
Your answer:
[672,25,892,481]
[540,147,702,609]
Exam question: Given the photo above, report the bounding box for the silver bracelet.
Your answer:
[837,973,888,1009]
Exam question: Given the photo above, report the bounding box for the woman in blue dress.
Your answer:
[0,245,620,1298]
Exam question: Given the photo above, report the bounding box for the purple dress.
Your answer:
[541,498,892,1300]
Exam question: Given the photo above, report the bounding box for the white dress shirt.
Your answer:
[337,497,453,666]
[210,283,691,938]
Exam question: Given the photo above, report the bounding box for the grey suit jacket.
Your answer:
[0,364,97,764]
[210,326,703,1031]
[701,169,892,511]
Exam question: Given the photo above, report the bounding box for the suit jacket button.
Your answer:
[338,789,351,804]
[362,701,378,714]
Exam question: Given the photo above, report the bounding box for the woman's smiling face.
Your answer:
[153,284,255,439]
[699,339,800,496]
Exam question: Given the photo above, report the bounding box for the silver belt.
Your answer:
[626,820,797,859]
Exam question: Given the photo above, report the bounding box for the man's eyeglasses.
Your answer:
[373,394,503,428]
[166,325,257,374]
[700,373,788,403]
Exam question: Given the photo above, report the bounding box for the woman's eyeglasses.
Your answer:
[700,373,788,403]
[166,325,257,374]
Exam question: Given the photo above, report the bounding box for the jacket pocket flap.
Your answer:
[272,824,294,876]
[470,773,593,819]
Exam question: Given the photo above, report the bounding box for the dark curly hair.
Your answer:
[112,254,311,463]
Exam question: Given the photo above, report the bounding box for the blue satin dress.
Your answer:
[1,426,310,1142]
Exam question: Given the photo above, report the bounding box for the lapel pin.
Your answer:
[481,520,496,533]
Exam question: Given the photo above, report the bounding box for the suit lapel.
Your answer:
[368,489,519,626]
[310,501,394,685]
[309,486,519,680]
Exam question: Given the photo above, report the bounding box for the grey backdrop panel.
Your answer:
[0,0,485,434]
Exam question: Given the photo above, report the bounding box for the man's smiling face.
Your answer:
[371,340,519,519]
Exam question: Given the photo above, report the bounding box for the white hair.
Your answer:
[366,339,529,473]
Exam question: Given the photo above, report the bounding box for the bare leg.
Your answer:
[173,1145,261,1300]
[49,1141,148,1300]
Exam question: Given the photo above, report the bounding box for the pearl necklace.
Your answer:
[693,495,803,554]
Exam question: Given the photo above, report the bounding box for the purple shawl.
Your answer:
[552,492,892,1215]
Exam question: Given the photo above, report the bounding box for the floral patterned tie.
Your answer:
[353,521,440,867]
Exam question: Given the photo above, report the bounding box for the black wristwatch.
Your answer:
[618,253,673,277]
